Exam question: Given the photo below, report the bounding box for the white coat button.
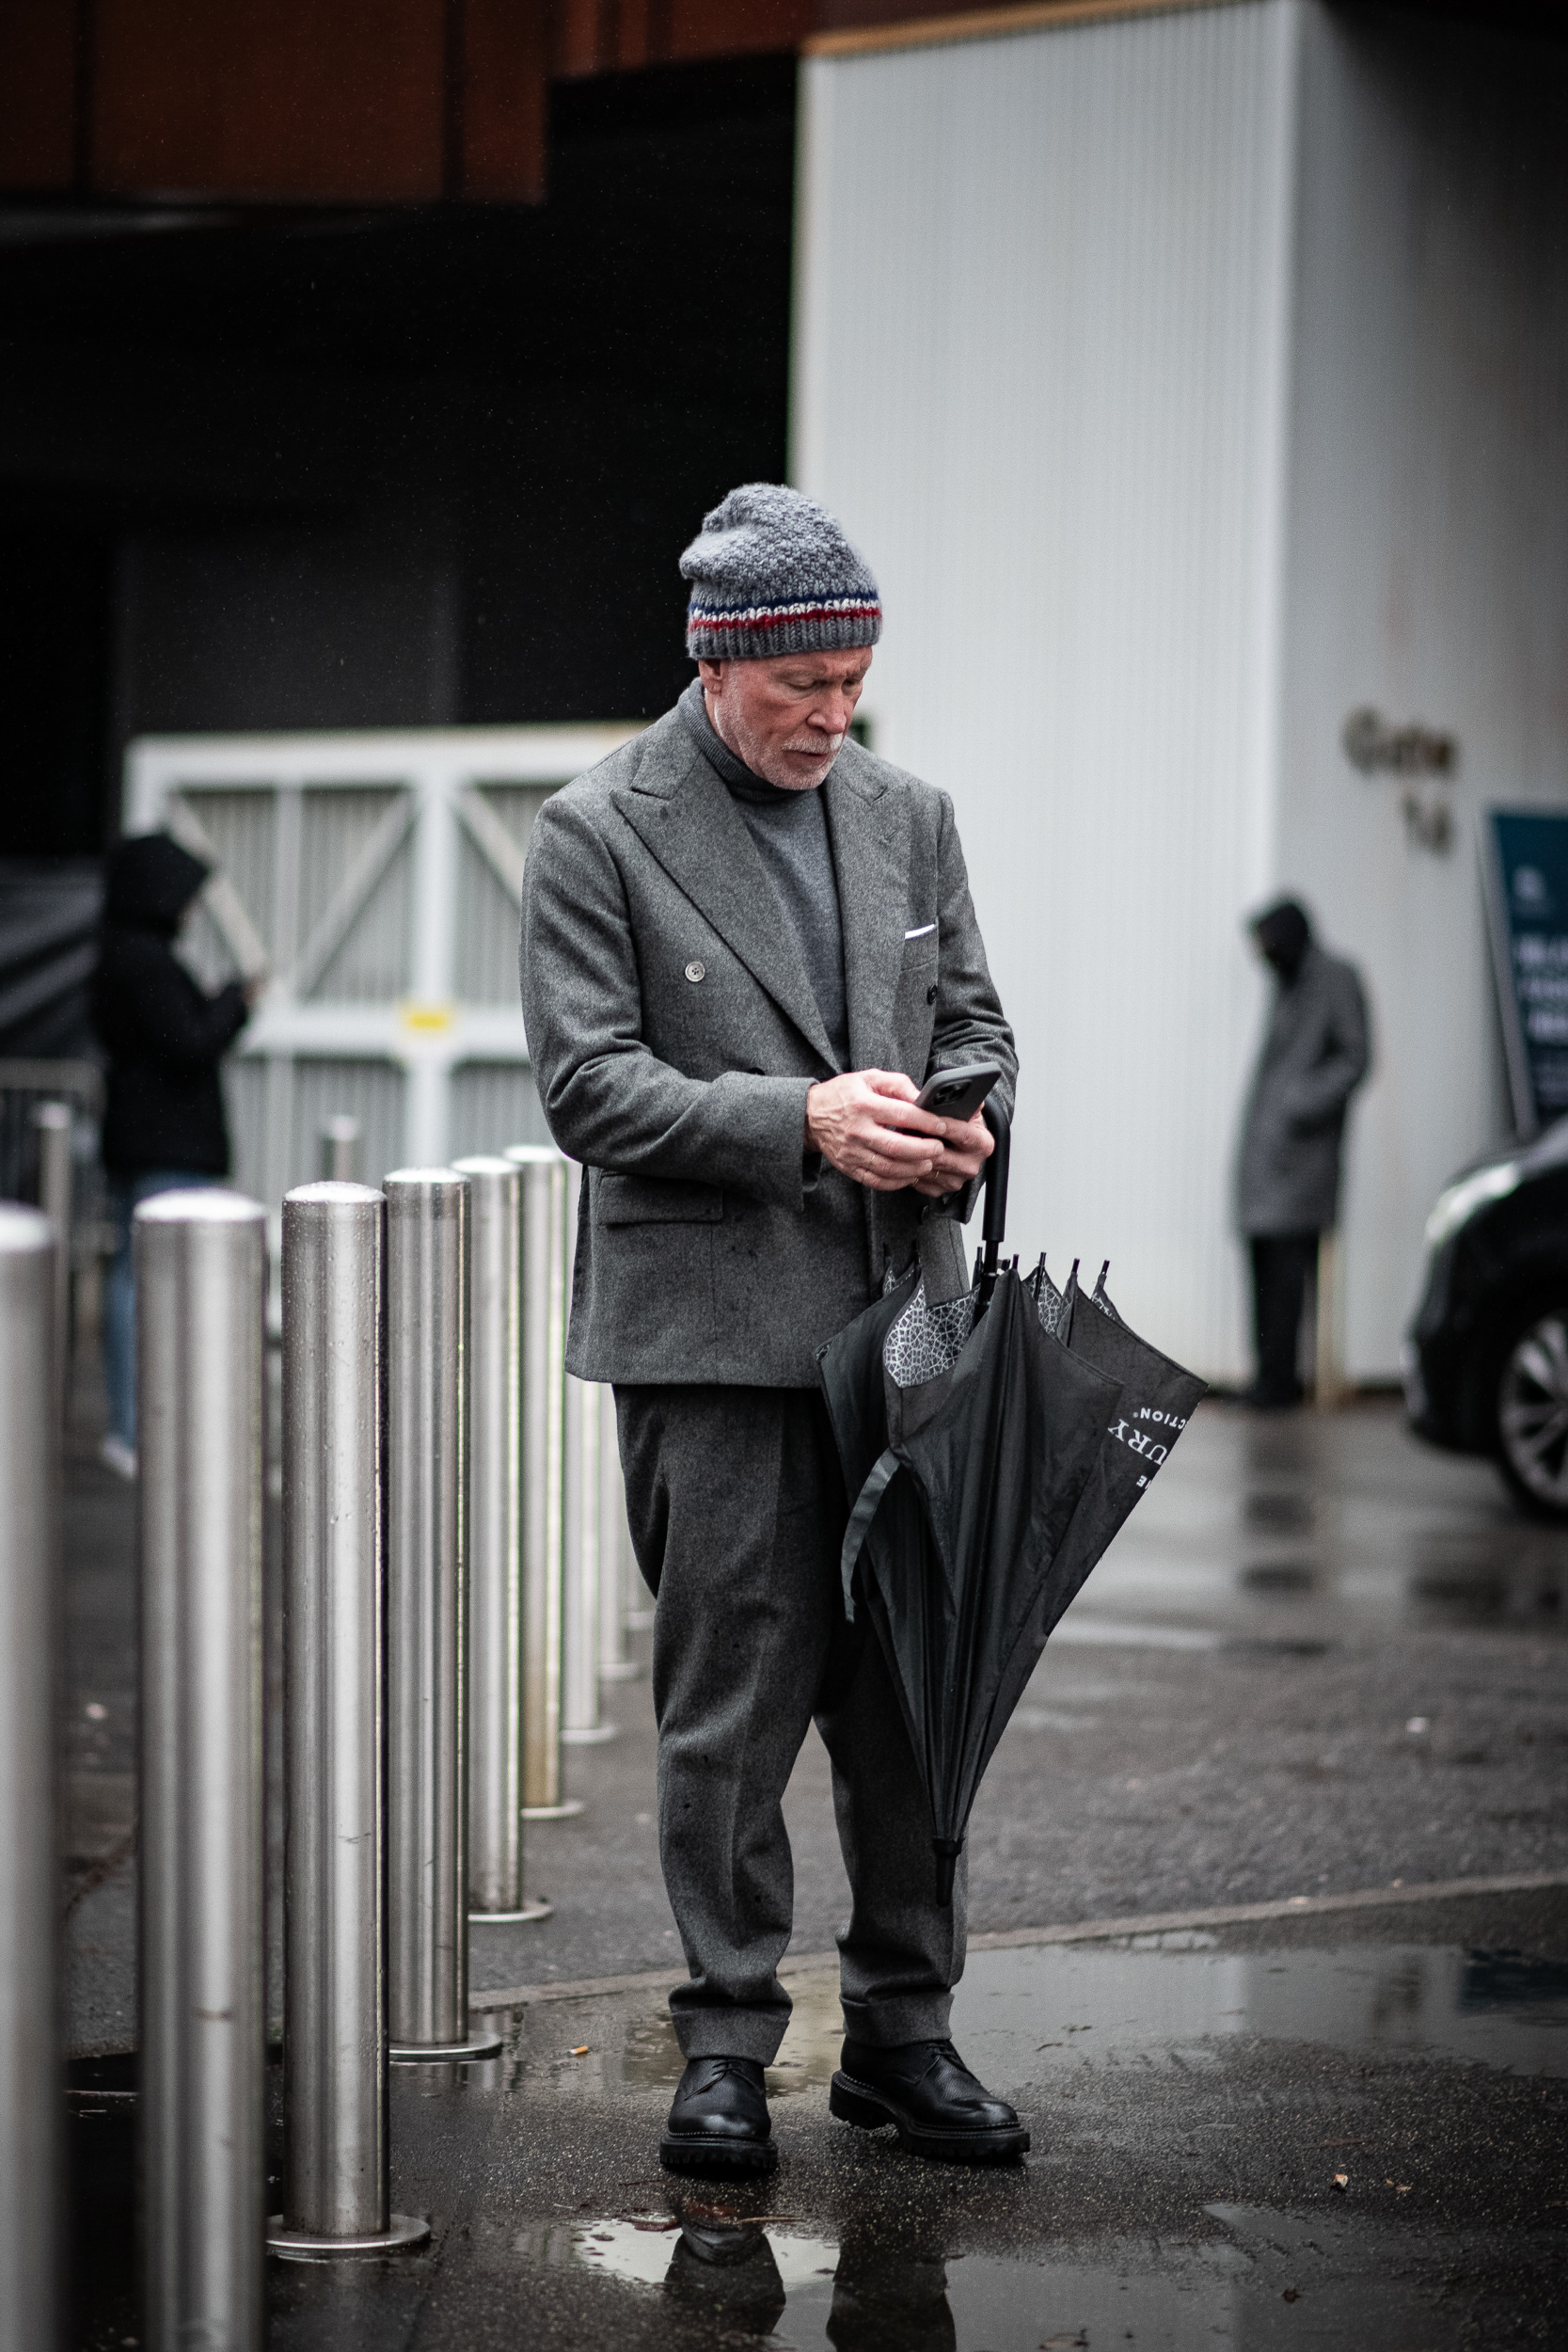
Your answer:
[685,961,706,983]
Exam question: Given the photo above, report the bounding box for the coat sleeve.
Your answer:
[113,937,249,1069]
[1284,961,1370,1131]
[922,791,1019,1221]
[520,791,816,1210]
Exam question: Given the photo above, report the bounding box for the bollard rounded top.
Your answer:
[451,1154,519,1181]
[0,1201,52,1255]
[135,1187,266,1226]
[384,1167,469,1192]
[285,1181,384,1208]
[502,1143,565,1166]
[319,1115,362,1139]
[31,1100,72,1131]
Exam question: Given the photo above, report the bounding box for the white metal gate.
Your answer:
[124,724,636,1205]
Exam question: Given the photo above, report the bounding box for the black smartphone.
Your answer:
[914,1061,1002,1121]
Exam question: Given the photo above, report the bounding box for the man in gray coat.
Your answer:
[520,484,1022,2174]
[1236,898,1370,1407]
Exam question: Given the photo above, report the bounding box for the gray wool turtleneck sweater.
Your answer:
[677,679,849,1070]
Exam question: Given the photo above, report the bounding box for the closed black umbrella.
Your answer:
[817,1107,1121,1903]
[973,1254,1211,1776]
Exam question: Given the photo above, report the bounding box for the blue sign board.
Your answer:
[1486,808,1568,1133]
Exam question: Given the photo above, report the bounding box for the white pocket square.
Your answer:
[904,923,936,940]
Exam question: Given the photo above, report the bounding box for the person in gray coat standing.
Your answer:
[521,484,1023,2175]
[1236,898,1370,1407]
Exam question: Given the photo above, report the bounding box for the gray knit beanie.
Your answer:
[680,483,882,660]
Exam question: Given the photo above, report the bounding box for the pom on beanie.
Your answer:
[680,483,881,660]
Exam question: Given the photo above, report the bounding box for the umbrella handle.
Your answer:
[978,1096,1011,1303]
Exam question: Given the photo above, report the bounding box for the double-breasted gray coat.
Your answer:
[519,704,1017,1386]
[1236,944,1370,1235]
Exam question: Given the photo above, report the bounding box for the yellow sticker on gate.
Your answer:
[400,1002,455,1034]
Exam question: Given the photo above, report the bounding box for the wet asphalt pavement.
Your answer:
[59,1391,1568,2345]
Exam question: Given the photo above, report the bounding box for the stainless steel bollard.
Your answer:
[34,1101,72,1414]
[504,1145,576,1820]
[0,1206,58,2352]
[318,1115,364,1184]
[451,1157,550,1925]
[136,1188,267,2347]
[268,1183,426,2260]
[384,1168,499,2062]
[597,1387,639,1683]
[562,1372,616,1745]
[561,1162,615,1749]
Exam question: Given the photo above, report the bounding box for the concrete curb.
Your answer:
[467,1868,1568,2011]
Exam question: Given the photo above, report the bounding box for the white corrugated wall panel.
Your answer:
[795,0,1300,1377]
[1277,8,1568,1375]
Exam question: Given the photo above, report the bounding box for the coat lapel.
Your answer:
[825,752,911,1074]
[613,723,839,1069]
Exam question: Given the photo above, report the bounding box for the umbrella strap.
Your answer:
[840,1447,901,1623]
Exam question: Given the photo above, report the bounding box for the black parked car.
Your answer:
[1404,1118,1568,1518]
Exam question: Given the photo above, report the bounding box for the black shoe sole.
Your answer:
[659,2131,779,2176]
[829,2072,1030,2164]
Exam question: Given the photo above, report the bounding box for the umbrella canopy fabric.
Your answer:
[817,1261,1120,1902]
[972,1259,1211,1782]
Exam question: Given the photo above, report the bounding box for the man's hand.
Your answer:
[804,1070,995,1197]
[911,1099,994,1199]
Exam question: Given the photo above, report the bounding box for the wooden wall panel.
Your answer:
[89,0,448,200]
[459,0,549,199]
[552,0,607,78]
[664,0,816,59]
[0,0,834,203]
[0,0,79,189]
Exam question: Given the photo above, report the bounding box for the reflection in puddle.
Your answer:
[554,2213,1072,2351]
[952,1935,1568,2087]
[526,2210,1273,2350]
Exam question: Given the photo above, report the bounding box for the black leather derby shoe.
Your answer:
[831,2039,1029,2163]
[660,2056,778,2175]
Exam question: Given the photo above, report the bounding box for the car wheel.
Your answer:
[1494,1303,1568,1519]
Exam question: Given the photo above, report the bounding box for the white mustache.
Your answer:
[784,731,844,757]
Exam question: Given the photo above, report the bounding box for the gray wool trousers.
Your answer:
[613,1383,967,2064]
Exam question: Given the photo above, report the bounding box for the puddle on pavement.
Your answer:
[476,1929,1568,2345]
[950,1935,1568,2089]
[485,1931,1568,2110]
[514,2197,1535,2351]
[518,2209,1263,2350]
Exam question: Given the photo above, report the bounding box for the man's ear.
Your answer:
[696,658,725,693]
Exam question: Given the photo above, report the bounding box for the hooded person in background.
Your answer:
[1236,898,1370,1408]
[92,833,253,1476]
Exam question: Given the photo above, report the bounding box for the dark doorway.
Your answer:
[0,528,113,855]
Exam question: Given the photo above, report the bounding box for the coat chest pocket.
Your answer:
[902,921,939,1008]
[595,1172,723,1226]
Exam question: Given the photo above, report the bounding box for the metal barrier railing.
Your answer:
[1,1065,110,1415]
[0,1204,59,2352]
[136,1187,268,2346]
[0,1057,102,1202]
